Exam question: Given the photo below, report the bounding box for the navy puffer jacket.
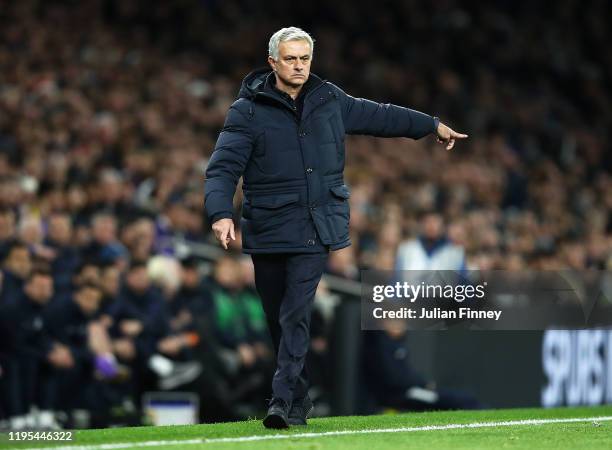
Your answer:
[205,69,437,254]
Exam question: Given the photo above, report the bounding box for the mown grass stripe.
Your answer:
[11,415,612,450]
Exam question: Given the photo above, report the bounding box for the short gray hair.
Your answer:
[268,27,314,60]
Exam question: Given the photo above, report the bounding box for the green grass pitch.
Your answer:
[2,406,612,450]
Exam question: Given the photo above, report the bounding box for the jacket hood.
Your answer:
[237,67,272,99]
[237,68,325,100]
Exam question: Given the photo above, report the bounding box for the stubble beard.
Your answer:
[276,72,307,90]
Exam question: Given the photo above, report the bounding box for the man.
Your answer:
[82,212,128,268]
[44,281,130,418]
[0,269,64,429]
[45,212,80,302]
[396,211,467,272]
[0,208,16,258]
[0,240,32,305]
[108,262,202,392]
[362,320,481,412]
[176,256,213,318]
[396,212,475,329]
[205,27,467,428]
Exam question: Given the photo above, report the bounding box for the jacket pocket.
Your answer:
[243,192,300,221]
[326,185,350,243]
[241,192,305,248]
[330,184,351,201]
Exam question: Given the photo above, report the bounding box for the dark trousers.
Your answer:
[2,354,58,416]
[251,252,328,405]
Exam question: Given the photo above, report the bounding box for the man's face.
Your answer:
[102,266,120,296]
[181,266,199,288]
[214,257,240,290]
[5,247,31,279]
[0,211,15,240]
[48,215,72,246]
[93,216,117,244]
[422,214,444,240]
[268,40,312,89]
[75,264,101,285]
[24,274,54,304]
[127,267,149,293]
[75,286,103,316]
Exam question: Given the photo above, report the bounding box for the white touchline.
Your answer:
[11,416,612,450]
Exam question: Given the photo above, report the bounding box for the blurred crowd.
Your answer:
[0,0,611,428]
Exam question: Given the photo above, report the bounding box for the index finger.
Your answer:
[452,131,469,139]
[219,228,229,249]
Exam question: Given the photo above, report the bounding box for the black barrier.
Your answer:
[345,327,612,410]
[407,331,544,408]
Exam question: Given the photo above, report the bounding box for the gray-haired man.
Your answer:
[205,27,467,428]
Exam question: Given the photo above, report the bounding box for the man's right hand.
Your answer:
[435,122,468,150]
[113,338,136,360]
[212,218,235,250]
[47,344,74,369]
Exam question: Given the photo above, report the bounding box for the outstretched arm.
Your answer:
[332,84,467,147]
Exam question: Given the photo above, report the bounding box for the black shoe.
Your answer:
[263,398,290,429]
[288,395,314,426]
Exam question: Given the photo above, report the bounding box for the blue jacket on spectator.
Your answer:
[0,269,24,305]
[205,69,437,253]
[45,297,96,368]
[46,240,81,303]
[0,292,53,359]
[108,285,170,358]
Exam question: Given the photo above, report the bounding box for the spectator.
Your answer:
[108,262,202,392]
[0,269,61,429]
[122,217,156,262]
[100,262,121,316]
[0,208,16,258]
[177,256,214,318]
[1,241,32,305]
[45,212,80,302]
[362,320,481,412]
[207,256,273,415]
[82,212,128,268]
[396,212,467,272]
[45,282,124,416]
